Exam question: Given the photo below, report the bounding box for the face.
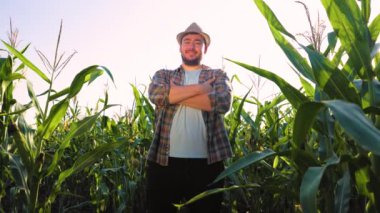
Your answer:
[180,33,206,66]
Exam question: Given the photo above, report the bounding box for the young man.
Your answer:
[146,22,233,213]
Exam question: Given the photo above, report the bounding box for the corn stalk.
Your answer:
[0,22,117,212]
[191,0,380,212]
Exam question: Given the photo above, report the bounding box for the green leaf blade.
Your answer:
[269,25,315,82]
[68,65,114,99]
[321,0,372,79]
[1,40,51,83]
[293,102,324,148]
[46,113,102,176]
[213,149,276,183]
[300,155,340,213]
[304,47,361,105]
[334,170,351,213]
[227,59,309,109]
[254,0,295,39]
[324,100,380,155]
[39,99,69,140]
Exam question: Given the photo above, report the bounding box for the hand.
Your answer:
[170,79,178,88]
[199,75,215,94]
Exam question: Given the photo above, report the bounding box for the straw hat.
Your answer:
[176,22,211,48]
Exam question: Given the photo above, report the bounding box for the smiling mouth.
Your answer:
[185,51,197,55]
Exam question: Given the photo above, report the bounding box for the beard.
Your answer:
[181,54,202,66]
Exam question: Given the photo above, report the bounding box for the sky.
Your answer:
[1,0,380,118]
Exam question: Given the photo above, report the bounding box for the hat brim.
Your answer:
[176,32,210,48]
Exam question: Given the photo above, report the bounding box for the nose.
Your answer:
[188,44,195,50]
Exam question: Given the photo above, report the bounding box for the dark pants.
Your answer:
[146,157,224,213]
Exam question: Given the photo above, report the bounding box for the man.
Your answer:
[146,22,233,213]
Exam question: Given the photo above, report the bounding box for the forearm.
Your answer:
[179,93,212,111]
[149,70,171,107]
[209,71,232,114]
[168,84,204,104]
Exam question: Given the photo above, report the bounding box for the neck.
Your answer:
[182,64,202,71]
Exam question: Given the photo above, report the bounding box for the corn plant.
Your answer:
[176,84,298,211]
[215,0,380,212]
[82,85,153,212]
[223,93,298,212]
[0,22,119,212]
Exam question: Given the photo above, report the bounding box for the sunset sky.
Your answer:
[1,0,379,117]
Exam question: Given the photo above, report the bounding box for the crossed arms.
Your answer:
[168,76,215,111]
[148,69,232,114]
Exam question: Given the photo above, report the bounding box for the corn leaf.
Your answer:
[254,0,295,39]
[19,43,31,54]
[303,47,361,105]
[48,87,70,101]
[174,184,260,209]
[299,76,315,98]
[1,40,50,83]
[361,0,371,24]
[369,14,380,43]
[323,32,338,56]
[131,84,144,122]
[213,149,276,184]
[332,46,346,67]
[71,142,122,174]
[229,88,251,146]
[3,73,25,81]
[300,155,340,213]
[324,100,380,154]
[293,101,324,148]
[68,65,114,99]
[0,57,12,78]
[294,100,380,155]
[321,0,372,79]
[38,99,69,140]
[46,112,102,176]
[27,81,44,119]
[254,0,315,83]
[10,124,33,173]
[46,142,123,205]
[354,165,373,201]
[334,169,351,213]
[291,148,320,173]
[16,113,38,159]
[139,90,155,122]
[227,59,309,109]
[269,25,315,82]
[15,62,25,72]
[0,105,32,116]
[0,58,6,72]
[7,154,30,199]
[354,79,380,108]
[256,94,286,120]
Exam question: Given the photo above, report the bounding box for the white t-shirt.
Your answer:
[169,70,208,158]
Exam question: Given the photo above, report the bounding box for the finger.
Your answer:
[207,75,216,83]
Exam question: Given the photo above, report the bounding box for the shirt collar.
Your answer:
[177,64,211,72]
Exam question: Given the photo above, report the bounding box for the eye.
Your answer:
[195,41,202,46]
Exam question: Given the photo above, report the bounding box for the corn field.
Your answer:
[1,0,380,212]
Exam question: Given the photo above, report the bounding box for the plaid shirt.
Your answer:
[147,65,233,166]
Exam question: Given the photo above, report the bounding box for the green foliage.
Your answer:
[0,24,120,212]
[215,0,380,212]
[2,0,380,212]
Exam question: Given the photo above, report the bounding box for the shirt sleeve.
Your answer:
[208,69,232,114]
[148,69,170,107]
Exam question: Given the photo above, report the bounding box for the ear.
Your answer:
[204,46,208,54]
